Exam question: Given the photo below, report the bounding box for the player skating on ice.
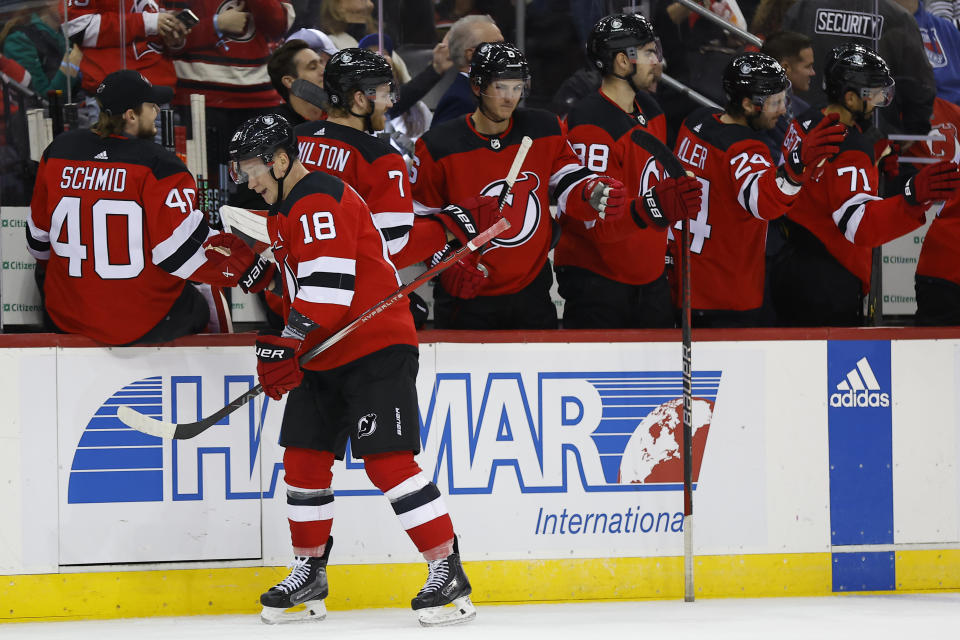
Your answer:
[227,113,475,626]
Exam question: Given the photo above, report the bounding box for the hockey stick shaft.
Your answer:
[118,218,511,440]
[681,216,695,603]
[498,136,533,210]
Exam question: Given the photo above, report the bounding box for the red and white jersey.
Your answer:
[63,0,176,95]
[673,107,800,311]
[294,120,415,260]
[556,89,670,285]
[916,98,960,286]
[268,171,417,371]
[412,108,594,296]
[26,129,219,345]
[166,0,293,108]
[782,107,927,291]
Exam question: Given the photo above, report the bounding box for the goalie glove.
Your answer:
[630,176,702,229]
[565,176,628,221]
[904,160,960,205]
[203,233,276,293]
[785,113,845,183]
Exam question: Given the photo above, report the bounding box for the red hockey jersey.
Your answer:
[413,109,594,296]
[166,0,292,108]
[63,0,176,95]
[26,129,218,345]
[781,107,927,291]
[673,107,801,311]
[556,89,670,285]
[294,120,417,262]
[268,171,417,371]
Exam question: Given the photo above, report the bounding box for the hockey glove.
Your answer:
[255,333,304,401]
[565,176,627,221]
[630,176,702,229]
[876,141,901,180]
[203,233,276,293]
[435,203,479,244]
[904,160,960,205]
[439,253,488,300]
[786,113,845,181]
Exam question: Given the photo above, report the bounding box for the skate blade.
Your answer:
[260,599,327,624]
[417,596,477,627]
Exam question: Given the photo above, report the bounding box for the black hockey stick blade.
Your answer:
[117,217,512,440]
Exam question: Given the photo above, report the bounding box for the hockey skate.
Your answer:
[260,537,333,624]
[411,536,476,627]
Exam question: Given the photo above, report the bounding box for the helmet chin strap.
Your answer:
[268,159,292,214]
[348,96,375,133]
[613,62,640,94]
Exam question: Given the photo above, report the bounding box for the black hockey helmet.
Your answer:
[469,42,530,92]
[823,44,894,106]
[723,52,790,108]
[228,114,298,184]
[324,47,395,108]
[587,14,661,75]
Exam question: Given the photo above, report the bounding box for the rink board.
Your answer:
[1,329,959,621]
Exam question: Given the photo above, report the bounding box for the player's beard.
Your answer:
[137,118,158,140]
[370,108,386,132]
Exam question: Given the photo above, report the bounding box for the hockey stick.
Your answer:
[117,217,511,440]
[630,129,695,602]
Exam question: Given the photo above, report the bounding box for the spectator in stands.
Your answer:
[927,0,960,22]
[750,0,798,36]
[319,0,376,49]
[760,31,815,159]
[782,0,936,137]
[893,0,960,104]
[430,14,503,127]
[62,0,185,98]
[268,37,334,125]
[165,0,294,208]
[1,1,81,98]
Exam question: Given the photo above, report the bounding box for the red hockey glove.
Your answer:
[904,160,960,205]
[203,233,276,293]
[786,113,845,180]
[439,253,488,299]
[875,141,901,180]
[255,333,303,401]
[565,176,627,221]
[631,175,702,229]
[457,195,502,232]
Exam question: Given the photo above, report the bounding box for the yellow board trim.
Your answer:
[2,551,957,623]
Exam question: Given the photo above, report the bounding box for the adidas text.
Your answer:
[829,390,890,408]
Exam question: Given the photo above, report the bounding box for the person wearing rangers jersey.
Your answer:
[226,114,476,627]
[771,44,960,326]
[412,42,628,330]
[556,14,702,329]
[62,0,186,96]
[673,52,847,327]
[25,70,272,345]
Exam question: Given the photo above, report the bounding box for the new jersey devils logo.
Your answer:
[478,171,541,248]
[358,413,377,438]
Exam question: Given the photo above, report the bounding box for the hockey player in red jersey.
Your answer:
[556,14,702,329]
[25,70,272,345]
[770,45,960,326]
[413,42,628,329]
[62,0,184,95]
[227,114,475,627]
[673,52,847,327]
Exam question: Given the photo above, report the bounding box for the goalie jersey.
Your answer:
[412,108,594,297]
[673,107,800,311]
[555,89,670,285]
[268,171,417,371]
[26,129,220,345]
[781,107,927,292]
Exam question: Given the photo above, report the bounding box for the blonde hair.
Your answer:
[319,0,376,38]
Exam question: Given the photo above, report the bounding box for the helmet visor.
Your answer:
[363,82,398,105]
[481,78,531,100]
[861,81,895,109]
[228,157,272,184]
[626,39,663,65]
[754,83,791,114]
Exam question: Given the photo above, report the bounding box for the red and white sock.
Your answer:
[283,447,335,556]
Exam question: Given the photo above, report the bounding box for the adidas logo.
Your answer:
[692,124,702,133]
[94,151,108,160]
[314,128,325,136]
[802,119,812,128]
[829,357,890,408]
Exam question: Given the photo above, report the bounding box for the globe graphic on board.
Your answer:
[618,397,715,484]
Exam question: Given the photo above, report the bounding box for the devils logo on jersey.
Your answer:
[479,171,541,248]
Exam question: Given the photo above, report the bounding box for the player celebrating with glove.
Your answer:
[227,114,475,627]
[411,42,626,329]
[771,44,960,326]
[672,52,847,328]
[555,14,702,329]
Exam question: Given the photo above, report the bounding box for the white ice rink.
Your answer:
[4,594,960,640]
